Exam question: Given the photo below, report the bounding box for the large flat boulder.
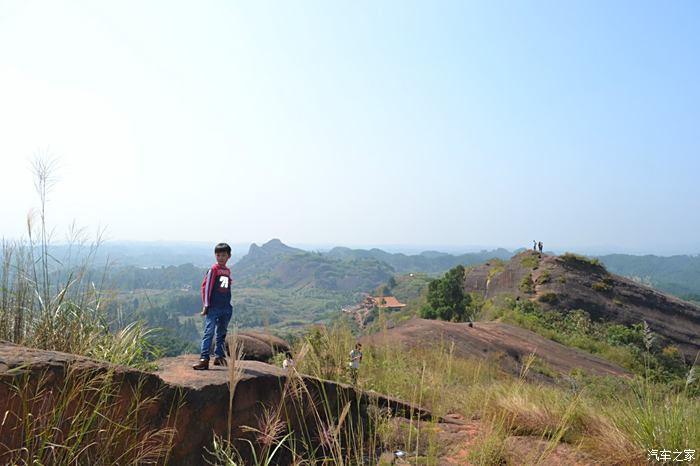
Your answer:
[0,341,432,465]
[362,318,631,382]
[234,331,291,361]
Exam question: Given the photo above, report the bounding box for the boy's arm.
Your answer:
[201,266,215,315]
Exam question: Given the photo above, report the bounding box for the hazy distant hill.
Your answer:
[326,246,513,274]
[234,239,394,291]
[34,241,247,268]
[59,240,700,302]
[598,254,700,299]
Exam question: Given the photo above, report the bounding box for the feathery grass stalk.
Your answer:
[226,327,245,443]
[1,154,158,370]
[1,364,179,465]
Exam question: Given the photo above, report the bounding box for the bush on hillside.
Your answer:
[420,265,473,322]
[537,270,552,284]
[538,292,559,304]
[519,273,534,294]
[561,252,604,269]
[591,280,613,292]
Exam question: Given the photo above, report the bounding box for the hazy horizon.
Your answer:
[13,238,699,258]
[2,1,699,255]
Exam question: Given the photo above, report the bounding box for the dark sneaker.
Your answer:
[213,357,227,367]
[192,359,209,370]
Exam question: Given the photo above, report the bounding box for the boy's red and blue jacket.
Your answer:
[201,264,232,310]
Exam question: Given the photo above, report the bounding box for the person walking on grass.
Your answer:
[193,243,234,370]
[349,343,363,384]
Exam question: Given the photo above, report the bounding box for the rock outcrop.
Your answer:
[362,318,630,382]
[235,331,291,361]
[0,341,433,465]
[465,251,700,358]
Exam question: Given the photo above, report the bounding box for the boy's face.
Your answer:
[215,251,231,266]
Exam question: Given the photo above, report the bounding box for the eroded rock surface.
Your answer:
[362,318,630,382]
[465,251,700,358]
[234,331,291,361]
[0,342,433,465]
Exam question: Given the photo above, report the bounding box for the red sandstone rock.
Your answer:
[0,341,433,465]
[361,318,631,382]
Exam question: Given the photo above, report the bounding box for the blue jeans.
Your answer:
[199,307,232,360]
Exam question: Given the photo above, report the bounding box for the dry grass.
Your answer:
[0,155,181,464]
[0,364,180,465]
[226,327,246,443]
[580,414,645,465]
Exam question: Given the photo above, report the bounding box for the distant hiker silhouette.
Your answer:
[538,241,543,253]
[533,240,537,251]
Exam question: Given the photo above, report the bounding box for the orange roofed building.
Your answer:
[372,295,406,312]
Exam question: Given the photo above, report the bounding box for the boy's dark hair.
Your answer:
[285,352,293,359]
[214,243,231,255]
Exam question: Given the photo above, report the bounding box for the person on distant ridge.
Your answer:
[538,241,543,253]
[533,240,537,251]
[193,243,234,370]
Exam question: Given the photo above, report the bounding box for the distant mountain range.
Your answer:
[325,246,513,274]
[32,239,700,299]
[598,254,700,300]
[233,240,700,302]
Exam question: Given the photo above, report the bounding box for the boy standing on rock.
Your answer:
[193,243,234,370]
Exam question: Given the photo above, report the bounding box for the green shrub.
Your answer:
[530,356,559,379]
[537,292,558,304]
[520,254,540,269]
[605,324,644,348]
[537,270,552,284]
[591,281,613,292]
[496,302,690,380]
[561,253,604,268]
[519,273,534,294]
[487,263,505,280]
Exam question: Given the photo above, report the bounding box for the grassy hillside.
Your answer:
[288,323,699,465]
[373,258,699,385]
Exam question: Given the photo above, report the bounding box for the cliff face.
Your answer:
[465,251,700,357]
[0,342,431,465]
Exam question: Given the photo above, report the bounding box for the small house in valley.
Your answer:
[372,295,406,312]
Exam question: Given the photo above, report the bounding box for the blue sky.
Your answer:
[1,1,698,254]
